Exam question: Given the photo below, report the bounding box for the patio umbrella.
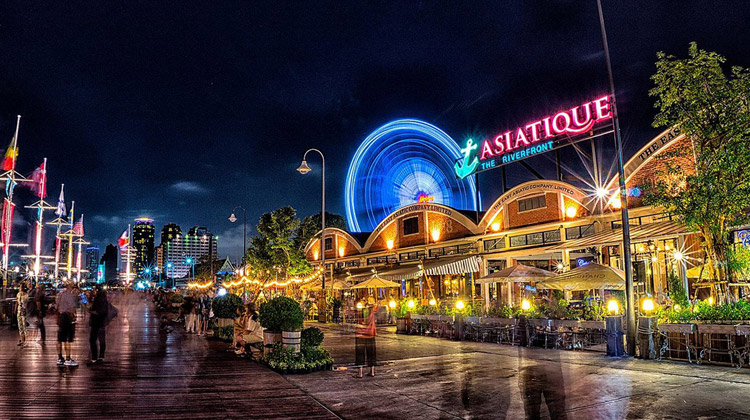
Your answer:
[476,264,556,284]
[351,276,402,289]
[537,263,625,291]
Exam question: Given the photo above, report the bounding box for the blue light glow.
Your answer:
[345,119,477,232]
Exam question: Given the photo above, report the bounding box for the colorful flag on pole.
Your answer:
[73,215,84,236]
[118,228,130,249]
[29,160,47,198]
[1,138,18,171]
[55,184,66,217]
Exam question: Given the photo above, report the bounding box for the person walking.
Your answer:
[29,283,48,342]
[56,282,79,367]
[87,286,109,365]
[16,284,29,347]
[183,296,196,333]
[354,304,378,378]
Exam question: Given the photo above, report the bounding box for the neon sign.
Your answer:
[455,96,613,178]
[416,193,435,203]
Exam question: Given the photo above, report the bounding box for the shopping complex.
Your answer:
[301,97,714,309]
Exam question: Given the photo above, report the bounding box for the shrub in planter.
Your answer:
[301,327,324,348]
[259,296,304,332]
[214,325,234,342]
[212,293,243,319]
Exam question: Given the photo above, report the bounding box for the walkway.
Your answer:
[0,293,336,419]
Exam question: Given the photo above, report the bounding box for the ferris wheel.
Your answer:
[344,119,477,232]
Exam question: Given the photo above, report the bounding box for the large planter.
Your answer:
[658,323,696,334]
[282,330,302,353]
[216,318,233,328]
[550,319,579,330]
[579,320,606,330]
[264,331,282,347]
[697,323,737,335]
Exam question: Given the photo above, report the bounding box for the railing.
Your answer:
[658,322,750,368]
[401,315,606,352]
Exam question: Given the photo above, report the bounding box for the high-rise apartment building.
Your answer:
[163,225,218,279]
[133,218,155,275]
[85,246,99,280]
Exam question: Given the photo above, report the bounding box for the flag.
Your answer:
[29,160,47,198]
[1,138,18,171]
[55,185,66,217]
[73,215,84,236]
[118,228,130,249]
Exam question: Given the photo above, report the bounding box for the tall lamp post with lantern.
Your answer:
[297,149,327,322]
[229,205,247,264]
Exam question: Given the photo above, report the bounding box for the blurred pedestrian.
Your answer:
[29,283,48,342]
[56,282,79,367]
[87,286,109,365]
[354,304,378,378]
[16,284,29,347]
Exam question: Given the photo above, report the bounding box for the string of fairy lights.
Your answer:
[186,266,324,291]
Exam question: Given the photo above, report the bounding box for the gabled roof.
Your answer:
[216,257,235,274]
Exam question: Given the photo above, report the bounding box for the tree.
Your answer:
[245,206,312,285]
[294,212,347,251]
[645,43,750,301]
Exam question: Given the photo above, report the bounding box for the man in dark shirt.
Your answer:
[88,286,109,365]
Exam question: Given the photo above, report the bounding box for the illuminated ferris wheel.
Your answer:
[345,119,477,232]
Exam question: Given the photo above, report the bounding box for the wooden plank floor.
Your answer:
[0,292,338,419]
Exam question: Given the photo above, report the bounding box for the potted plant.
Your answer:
[212,293,243,327]
[260,296,304,351]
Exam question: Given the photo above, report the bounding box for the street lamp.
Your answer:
[229,205,247,264]
[297,148,326,290]
[186,257,195,281]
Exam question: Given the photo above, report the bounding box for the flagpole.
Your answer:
[2,115,21,298]
[66,201,75,280]
[52,184,65,279]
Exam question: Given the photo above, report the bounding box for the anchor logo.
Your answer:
[454,139,479,179]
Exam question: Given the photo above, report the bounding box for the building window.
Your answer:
[324,237,333,251]
[403,217,419,236]
[399,250,425,261]
[565,224,595,240]
[483,238,506,251]
[509,229,561,248]
[517,195,546,212]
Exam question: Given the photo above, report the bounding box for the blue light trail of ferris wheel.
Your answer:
[344,119,477,232]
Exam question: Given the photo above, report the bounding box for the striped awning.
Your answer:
[358,255,482,282]
[546,221,693,251]
[422,255,481,276]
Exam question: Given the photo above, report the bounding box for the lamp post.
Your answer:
[297,149,326,290]
[229,206,247,264]
[166,262,173,288]
[597,0,636,357]
[186,257,195,282]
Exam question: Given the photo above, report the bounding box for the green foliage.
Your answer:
[580,297,607,321]
[295,212,348,250]
[301,326,324,348]
[484,305,520,319]
[262,342,333,372]
[214,325,234,342]
[169,293,184,303]
[259,296,304,332]
[728,245,750,280]
[212,293,243,318]
[645,43,750,285]
[666,272,689,307]
[659,300,750,323]
[245,206,313,282]
[540,298,581,320]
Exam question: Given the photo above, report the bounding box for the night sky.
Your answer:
[0,1,748,261]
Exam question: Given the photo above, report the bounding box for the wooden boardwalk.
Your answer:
[0,292,338,419]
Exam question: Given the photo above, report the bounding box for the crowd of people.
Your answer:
[12,281,117,367]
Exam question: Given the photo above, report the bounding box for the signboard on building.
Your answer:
[455,95,614,178]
